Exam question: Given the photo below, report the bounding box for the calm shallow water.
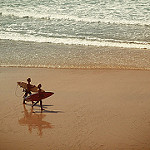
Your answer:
[0,40,150,70]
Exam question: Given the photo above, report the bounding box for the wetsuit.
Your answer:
[23,84,32,104]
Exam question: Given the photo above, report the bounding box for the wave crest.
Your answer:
[1,11,150,26]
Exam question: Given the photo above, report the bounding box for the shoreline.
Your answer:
[1,38,150,50]
[0,67,150,150]
[1,39,150,70]
[1,66,150,71]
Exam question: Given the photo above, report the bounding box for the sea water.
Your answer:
[0,0,150,69]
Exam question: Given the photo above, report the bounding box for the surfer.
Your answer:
[32,84,44,111]
[38,84,44,111]
[23,78,33,104]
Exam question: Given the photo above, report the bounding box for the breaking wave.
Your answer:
[0,31,150,49]
[1,11,150,26]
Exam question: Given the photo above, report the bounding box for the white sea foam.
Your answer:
[1,0,150,27]
[0,31,150,49]
[1,10,150,26]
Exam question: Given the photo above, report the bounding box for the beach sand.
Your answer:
[0,67,150,150]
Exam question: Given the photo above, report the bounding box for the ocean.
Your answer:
[0,0,150,70]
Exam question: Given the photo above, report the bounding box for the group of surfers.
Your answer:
[23,78,44,111]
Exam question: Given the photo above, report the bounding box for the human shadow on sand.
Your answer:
[26,103,54,109]
[25,103,63,114]
[36,110,63,113]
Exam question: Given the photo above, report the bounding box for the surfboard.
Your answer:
[25,92,54,101]
[17,82,44,92]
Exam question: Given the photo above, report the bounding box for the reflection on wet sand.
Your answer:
[18,105,53,137]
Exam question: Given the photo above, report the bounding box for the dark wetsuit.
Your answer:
[23,84,32,104]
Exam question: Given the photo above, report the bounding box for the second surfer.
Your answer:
[32,84,44,111]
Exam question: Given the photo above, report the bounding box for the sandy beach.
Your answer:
[0,67,150,150]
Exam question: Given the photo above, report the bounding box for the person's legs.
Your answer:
[40,100,44,110]
[23,92,28,104]
[32,101,39,107]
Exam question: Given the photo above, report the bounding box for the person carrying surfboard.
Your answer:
[38,84,45,111]
[32,84,45,111]
[23,78,34,104]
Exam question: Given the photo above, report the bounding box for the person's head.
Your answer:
[27,78,31,83]
[38,84,42,89]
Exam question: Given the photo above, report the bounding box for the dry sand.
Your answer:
[0,67,150,150]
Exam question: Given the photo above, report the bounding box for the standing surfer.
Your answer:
[23,78,33,104]
[32,84,44,111]
[38,84,44,111]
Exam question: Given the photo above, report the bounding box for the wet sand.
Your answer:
[0,67,150,150]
